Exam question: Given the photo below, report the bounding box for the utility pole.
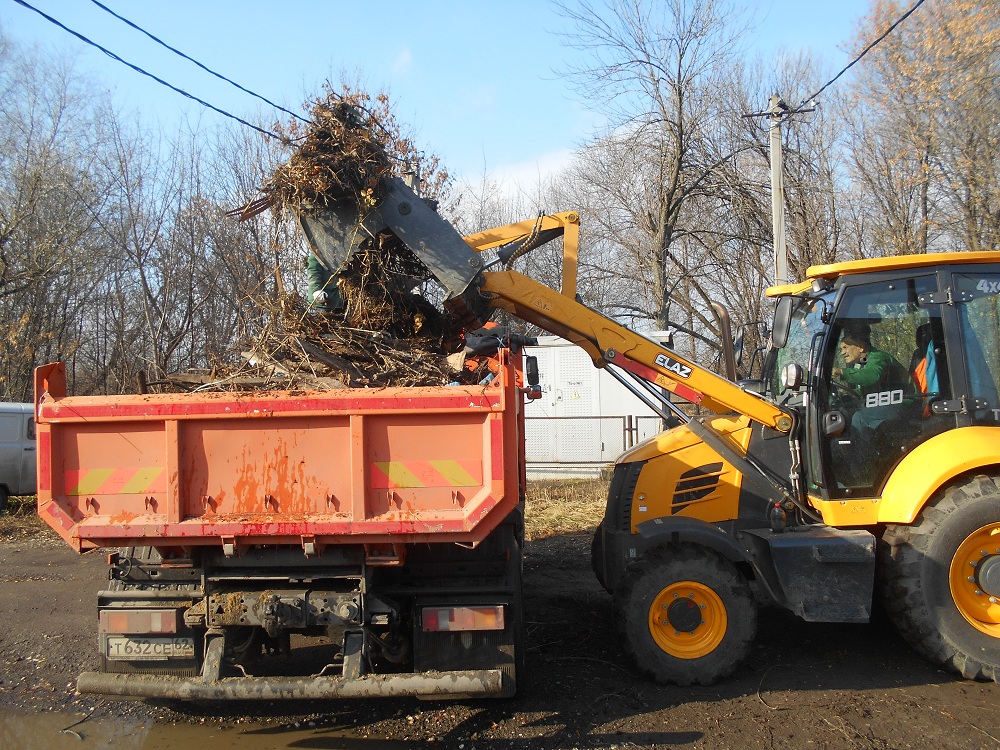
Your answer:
[768,94,789,287]
[744,96,816,287]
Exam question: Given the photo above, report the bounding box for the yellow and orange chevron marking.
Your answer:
[65,467,166,496]
[370,460,482,489]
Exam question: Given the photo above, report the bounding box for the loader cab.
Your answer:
[772,258,1000,500]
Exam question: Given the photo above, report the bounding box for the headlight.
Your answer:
[780,363,804,391]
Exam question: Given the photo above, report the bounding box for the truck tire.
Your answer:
[879,474,1000,682]
[592,527,610,593]
[0,486,8,514]
[500,583,525,699]
[617,545,756,686]
[501,526,526,699]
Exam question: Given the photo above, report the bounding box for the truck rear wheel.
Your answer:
[880,475,1000,681]
[502,523,526,698]
[617,546,756,686]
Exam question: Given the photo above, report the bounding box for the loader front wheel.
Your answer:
[618,545,756,686]
[880,475,1000,682]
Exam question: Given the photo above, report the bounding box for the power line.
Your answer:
[87,0,311,126]
[83,3,399,151]
[800,0,928,106]
[11,0,285,142]
[14,0,425,168]
[86,0,398,150]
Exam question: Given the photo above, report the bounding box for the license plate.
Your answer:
[105,636,195,661]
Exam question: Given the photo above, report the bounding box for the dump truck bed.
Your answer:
[33,360,524,553]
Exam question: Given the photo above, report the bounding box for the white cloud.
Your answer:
[469,147,576,194]
[392,48,413,75]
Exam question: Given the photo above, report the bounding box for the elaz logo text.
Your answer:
[654,354,692,379]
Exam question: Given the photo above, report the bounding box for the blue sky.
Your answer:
[2,0,871,184]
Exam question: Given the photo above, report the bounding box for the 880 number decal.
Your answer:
[865,389,904,408]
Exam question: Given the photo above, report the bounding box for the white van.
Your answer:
[0,403,36,511]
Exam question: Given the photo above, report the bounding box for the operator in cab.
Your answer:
[831,321,914,453]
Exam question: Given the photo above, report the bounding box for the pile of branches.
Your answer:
[163,293,481,393]
[267,99,392,211]
[336,232,444,339]
[209,91,476,392]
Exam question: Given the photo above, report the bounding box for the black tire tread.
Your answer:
[591,528,610,593]
[879,474,1000,682]
[616,544,756,687]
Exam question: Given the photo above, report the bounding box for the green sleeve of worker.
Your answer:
[305,254,343,309]
[840,349,893,388]
[306,254,329,294]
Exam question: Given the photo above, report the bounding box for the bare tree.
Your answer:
[0,33,117,400]
[555,0,753,344]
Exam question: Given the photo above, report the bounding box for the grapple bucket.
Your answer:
[298,177,484,300]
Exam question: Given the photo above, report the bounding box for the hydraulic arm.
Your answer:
[298,178,793,436]
[464,212,792,433]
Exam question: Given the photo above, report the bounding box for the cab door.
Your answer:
[815,273,956,498]
[0,408,35,495]
[18,413,36,495]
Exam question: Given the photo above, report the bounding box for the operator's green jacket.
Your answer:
[840,349,912,396]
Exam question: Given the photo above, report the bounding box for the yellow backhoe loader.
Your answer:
[304,178,1000,686]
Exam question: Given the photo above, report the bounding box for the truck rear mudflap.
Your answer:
[75,669,503,700]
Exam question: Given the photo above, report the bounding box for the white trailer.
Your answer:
[524,335,667,478]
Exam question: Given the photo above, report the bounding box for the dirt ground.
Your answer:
[2,520,999,750]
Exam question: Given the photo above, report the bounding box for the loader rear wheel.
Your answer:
[618,545,756,686]
[879,474,1000,682]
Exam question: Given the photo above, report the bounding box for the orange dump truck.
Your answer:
[33,350,532,700]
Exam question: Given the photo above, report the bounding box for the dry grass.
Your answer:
[524,478,609,541]
[0,496,49,541]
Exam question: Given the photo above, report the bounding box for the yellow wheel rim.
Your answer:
[648,581,727,659]
[949,522,1000,637]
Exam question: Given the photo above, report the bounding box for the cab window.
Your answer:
[956,274,1000,422]
[821,275,950,496]
[769,295,830,399]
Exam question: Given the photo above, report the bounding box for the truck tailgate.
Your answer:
[33,361,522,552]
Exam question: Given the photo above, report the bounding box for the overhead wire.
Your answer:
[86,0,311,126]
[741,0,928,132]
[799,0,928,107]
[11,0,285,142]
[85,0,398,148]
[14,0,403,160]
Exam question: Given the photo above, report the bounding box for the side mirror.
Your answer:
[772,296,794,348]
[524,355,539,387]
[780,363,804,392]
